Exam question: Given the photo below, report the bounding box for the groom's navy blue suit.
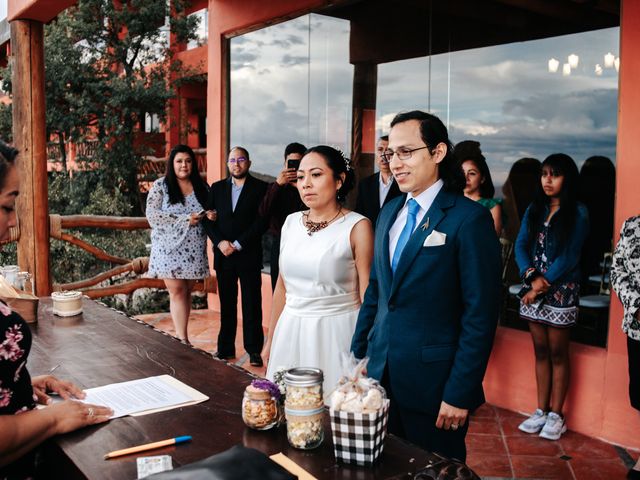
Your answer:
[351,188,501,460]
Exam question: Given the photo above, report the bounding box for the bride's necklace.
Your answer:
[303,207,342,236]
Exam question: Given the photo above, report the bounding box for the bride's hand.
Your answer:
[261,340,271,366]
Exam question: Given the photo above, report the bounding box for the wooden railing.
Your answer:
[32,214,216,299]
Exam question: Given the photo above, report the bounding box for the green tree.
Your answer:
[45,0,200,213]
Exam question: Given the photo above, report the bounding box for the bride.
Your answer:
[262,145,374,396]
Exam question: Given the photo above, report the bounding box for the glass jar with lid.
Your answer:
[242,381,280,430]
[284,367,324,449]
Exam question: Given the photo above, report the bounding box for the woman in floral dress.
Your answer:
[0,141,113,478]
[146,144,214,344]
[514,154,589,441]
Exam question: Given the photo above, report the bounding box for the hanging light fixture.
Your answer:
[614,57,620,72]
[568,54,579,69]
[562,63,571,76]
[604,52,615,68]
[548,58,560,73]
[595,64,603,76]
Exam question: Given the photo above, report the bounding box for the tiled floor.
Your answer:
[135,308,639,480]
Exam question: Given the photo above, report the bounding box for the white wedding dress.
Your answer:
[266,210,367,398]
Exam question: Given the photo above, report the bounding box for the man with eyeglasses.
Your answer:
[204,146,268,367]
[355,135,401,227]
[351,111,501,462]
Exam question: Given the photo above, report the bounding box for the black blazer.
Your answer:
[203,174,268,270]
[354,172,402,227]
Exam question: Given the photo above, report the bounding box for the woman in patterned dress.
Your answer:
[514,154,589,441]
[610,215,640,479]
[0,141,113,477]
[146,145,215,344]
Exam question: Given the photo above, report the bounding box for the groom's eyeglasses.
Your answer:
[381,146,430,163]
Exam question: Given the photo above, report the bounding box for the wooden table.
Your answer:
[28,298,438,479]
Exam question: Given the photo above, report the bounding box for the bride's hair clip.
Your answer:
[333,147,352,172]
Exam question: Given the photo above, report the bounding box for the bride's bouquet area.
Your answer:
[329,354,390,466]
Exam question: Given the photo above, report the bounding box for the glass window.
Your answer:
[187,8,208,49]
[378,27,619,188]
[230,13,353,178]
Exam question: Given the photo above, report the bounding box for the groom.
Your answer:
[351,111,501,461]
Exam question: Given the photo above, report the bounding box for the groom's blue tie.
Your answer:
[391,198,420,273]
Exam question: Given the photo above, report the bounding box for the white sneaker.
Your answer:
[539,412,567,440]
[518,409,548,433]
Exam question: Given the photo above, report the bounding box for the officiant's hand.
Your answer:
[46,400,113,434]
[32,375,85,405]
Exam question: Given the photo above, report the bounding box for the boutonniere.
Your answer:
[421,217,430,231]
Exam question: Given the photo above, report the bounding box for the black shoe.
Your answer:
[215,352,234,360]
[249,353,263,367]
[628,469,640,480]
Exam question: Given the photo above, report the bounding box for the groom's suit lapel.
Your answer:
[389,189,456,299]
[378,196,404,298]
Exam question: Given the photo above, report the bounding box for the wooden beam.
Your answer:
[11,19,50,295]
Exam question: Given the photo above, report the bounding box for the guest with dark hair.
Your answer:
[146,144,213,344]
[501,158,541,243]
[454,140,502,236]
[263,145,373,397]
[610,214,640,479]
[0,140,112,477]
[355,135,401,227]
[515,153,589,441]
[259,142,307,290]
[579,156,616,288]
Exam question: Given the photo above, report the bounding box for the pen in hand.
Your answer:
[104,436,192,459]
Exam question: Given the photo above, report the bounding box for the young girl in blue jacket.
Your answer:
[514,153,589,440]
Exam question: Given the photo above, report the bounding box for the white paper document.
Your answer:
[82,375,208,418]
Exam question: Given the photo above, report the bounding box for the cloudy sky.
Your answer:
[230,14,619,189]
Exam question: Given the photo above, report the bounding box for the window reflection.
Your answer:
[377,27,619,190]
[230,14,353,178]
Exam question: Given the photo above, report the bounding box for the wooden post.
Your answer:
[350,63,377,193]
[10,20,51,295]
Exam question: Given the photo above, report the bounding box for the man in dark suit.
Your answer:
[204,146,268,367]
[351,111,501,461]
[355,135,401,227]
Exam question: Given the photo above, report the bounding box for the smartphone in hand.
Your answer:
[287,159,301,170]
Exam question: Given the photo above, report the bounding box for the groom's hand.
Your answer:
[435,401,468,431]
